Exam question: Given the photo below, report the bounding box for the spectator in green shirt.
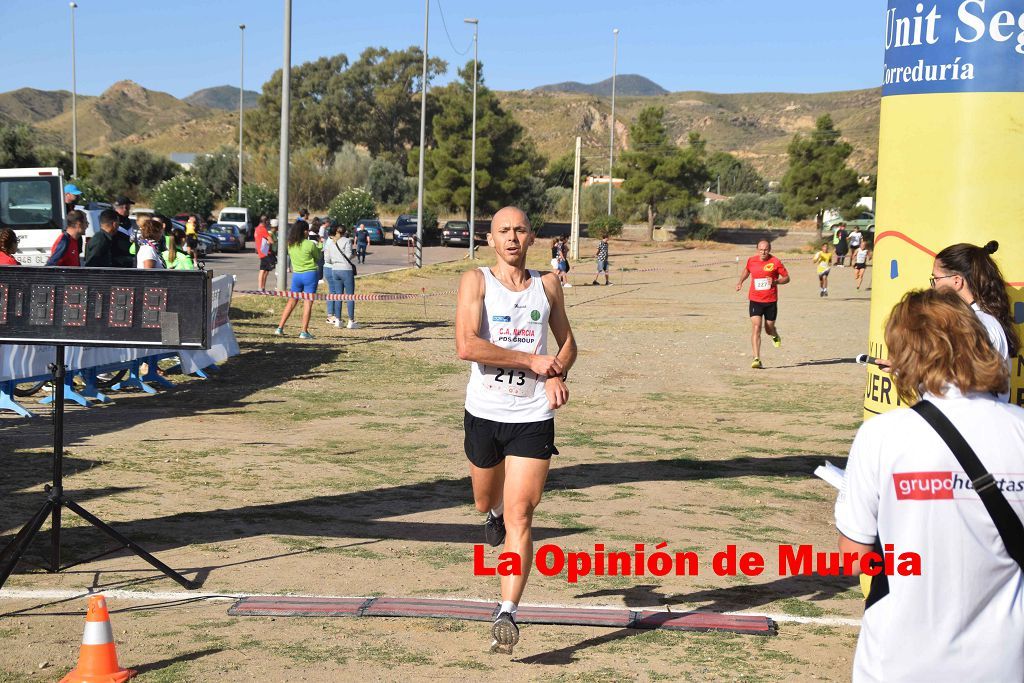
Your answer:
[275,220,323,339]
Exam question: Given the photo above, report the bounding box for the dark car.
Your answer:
[440,220,477,247]
[356,219,385,245]
[208,223,244,252]
[392,214,418,245]
[168,219,212,258]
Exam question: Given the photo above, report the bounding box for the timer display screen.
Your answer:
[0,266,210,349]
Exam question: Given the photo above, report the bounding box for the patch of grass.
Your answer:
[443,659,489,670]
[418,543,468,569]
[776,597,826,617]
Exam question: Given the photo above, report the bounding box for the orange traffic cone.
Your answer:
[60,595,136,683]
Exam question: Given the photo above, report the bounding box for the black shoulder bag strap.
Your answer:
[912,400,1024,572]
[334,238,357,276]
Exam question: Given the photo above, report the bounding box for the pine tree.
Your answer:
[780,114,861,221]
[614,107,709,239]
[412,62,546,220]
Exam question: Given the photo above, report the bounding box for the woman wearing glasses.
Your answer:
[930,240,1018,365]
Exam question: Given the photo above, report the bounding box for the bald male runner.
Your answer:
[455,206,578,654]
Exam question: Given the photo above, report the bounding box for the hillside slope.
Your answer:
[184,85,260,111]
[498,87,880,180]
[35,80,217,153]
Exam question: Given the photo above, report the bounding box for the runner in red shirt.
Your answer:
[735,239,790,368]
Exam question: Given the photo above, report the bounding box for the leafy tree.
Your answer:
[368,157,412,204]
[0,123,41,167]
[544,152,589,189]
[344,47,446,162]
[240,183,278,219]
[614,107,710,239]
[246,48,446,163]
[192,147,238,200]
[152,174,214,217]
[328,187,376,228]
[705,151,766,195]
[587,215,623,239]
[413,62,547,220]
[91,146,179,201]
[780,114,861,220]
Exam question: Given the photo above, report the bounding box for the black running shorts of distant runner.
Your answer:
[748,301,778,321]
[464,410,558,469]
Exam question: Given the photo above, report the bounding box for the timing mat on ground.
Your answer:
[227,595,777,636]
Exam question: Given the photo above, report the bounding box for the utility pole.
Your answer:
[607,28,619,216]
[465,18,478,260]
[570,137,582,261]
[415,0,430,268]
[275,0,292,291]
[238,23,246,206]
[70,2,78,178]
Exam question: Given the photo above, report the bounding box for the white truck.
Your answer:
[0,167,68,265]
[217,206,252,242]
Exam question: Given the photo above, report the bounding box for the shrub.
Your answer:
[720,193,786,221]
[151,173,214,217]
[368,158,412,204]
[587,215,624,239]
[240,183,278,219]
[328,187,377,228]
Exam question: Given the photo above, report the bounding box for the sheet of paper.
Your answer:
[813,460,846,490]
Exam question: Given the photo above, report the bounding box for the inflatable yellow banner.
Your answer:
[867,0,1024,416]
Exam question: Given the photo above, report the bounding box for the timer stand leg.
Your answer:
[0,346,197,591]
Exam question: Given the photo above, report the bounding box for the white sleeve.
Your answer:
[835,422,882,545]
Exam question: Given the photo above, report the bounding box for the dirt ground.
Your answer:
[1,233,874,682]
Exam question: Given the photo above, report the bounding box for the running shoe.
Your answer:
[298,331,314,340]
[273,327,284,336]
[347,320,361,329]
[484,511,506,547]
[771,334,782,348]
[564,283,573,288]
[490,611,519,655]
[751,358,763,369]
[326,316,338,325]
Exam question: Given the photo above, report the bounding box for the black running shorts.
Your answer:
[464,410,558,468]
[749,300,778,321]
[259,255,277,271]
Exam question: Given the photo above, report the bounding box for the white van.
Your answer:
[218,206,252,241]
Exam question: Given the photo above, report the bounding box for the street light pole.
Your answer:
[415,0,430,269]
[238,24,245,206]
[275,0,292,291]
[465,18,478,260]
[607,28,619,216]
[70,2,78,178]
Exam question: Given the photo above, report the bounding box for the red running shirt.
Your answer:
[745,255,788,303]
[0,252,18,265]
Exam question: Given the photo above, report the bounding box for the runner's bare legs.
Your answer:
[750,316,763,360]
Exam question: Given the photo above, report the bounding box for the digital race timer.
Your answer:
[0,266,211,348]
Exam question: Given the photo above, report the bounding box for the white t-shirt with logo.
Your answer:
[835,390,1024,682]
[465,268,552,423]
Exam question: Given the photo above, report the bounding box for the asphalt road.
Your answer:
[201,241,478,291]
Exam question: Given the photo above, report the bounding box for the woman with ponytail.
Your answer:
[931,240,1019,361]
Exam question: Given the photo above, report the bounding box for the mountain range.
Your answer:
[0,80,880,181]
[534,74,668,97]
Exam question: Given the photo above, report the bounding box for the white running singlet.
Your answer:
[465,267,553,423]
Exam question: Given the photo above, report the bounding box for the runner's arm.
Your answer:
[735,265,750,291]
[455,269,564,377]
[46,235,68,266]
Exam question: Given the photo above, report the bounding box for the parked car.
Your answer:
[218,206,253,240]
[824,211,874,233]
[207,223,245,252]
[195,230,218,256]
[392,214,418,245]
[440,220,477,247]
[355,219,385,245]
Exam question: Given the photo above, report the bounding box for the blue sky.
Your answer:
[1,1,886,98]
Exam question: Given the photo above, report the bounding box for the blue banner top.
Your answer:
[883,0,1024,96]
